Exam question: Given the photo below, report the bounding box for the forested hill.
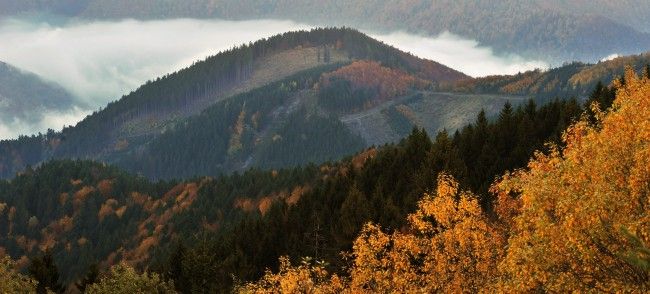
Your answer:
[451,52,650,102]
[0,28,467,179]
[0,75,616,290]
[61,27,465,157]
[2,0,650,62]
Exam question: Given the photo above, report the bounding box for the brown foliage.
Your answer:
[130,192,149,206]
[321,60,430,105]
[58,193,68,206]
[97,179,114,197]
[350,148,377,170]
[73,186,95,211]
[98,199,119,221]
[115,206,127,219]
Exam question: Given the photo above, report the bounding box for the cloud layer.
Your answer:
[0,18,548,139]
[369,31,548,77]
[0,107,88,139]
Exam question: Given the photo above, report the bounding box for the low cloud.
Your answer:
[369,31,549,77]
[0,107,88,140]
[600,53,620,62]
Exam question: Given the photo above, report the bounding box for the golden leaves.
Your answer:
[0,256,36,293]
[243,174,504,293]
[493,68,650,292]
[237,257,345,294]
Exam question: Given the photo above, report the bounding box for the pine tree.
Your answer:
[28,251,64,294]
[167,243,189,292]
[338,185,371,241]
[75,263,99,293]
[324,45,331,63]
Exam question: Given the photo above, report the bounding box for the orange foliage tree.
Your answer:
[348,173,504,292]
[240,174,504,293]
[492,68,650,292]
[236,256,345,293]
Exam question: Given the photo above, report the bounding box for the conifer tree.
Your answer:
[75,263,99,293]
[28,251,64,294]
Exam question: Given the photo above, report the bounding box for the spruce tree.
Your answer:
[28,251,64,294]
[75,263,98,293]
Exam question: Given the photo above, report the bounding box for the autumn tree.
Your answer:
[492,68,650,292]
[348,173,504,292]
[236,257,345,293]
[28,251,64,294]
[86,263,176,294]
[0,256,37,293]
[242,173,504,293]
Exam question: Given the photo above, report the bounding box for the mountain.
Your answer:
[0,28,472,179]
[0,26,645,292]
[539,0,650,32]
[0,61,77,137]
[2,0,650,62]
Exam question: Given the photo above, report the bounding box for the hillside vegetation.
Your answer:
[452,52,650,102]
[1,29,647,182]
[0,71,623,291]
[240,69,650,293]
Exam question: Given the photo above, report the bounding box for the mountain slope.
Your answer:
[1,29,647,180]
[452,52,650,101]
[539,0,650,32]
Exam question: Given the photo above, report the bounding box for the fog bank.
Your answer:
[0,107,87,140]
[370,31,548,77]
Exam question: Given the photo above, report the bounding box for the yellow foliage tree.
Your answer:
[0,256,37,293]
[349,173,504,292]
[492,68,650,292]
[86,263,176,294]
[241,174,504,293]
[236,256,345,294]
